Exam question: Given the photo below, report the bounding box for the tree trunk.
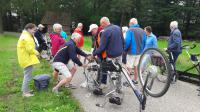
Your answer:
[184,12,191,39]
[120,12,125,27]
[0,12,3,34]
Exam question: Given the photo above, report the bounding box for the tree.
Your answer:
[10,0,46,30]
[110,0,134,26]
[180,0,200,39]
[0,0,11,33]
[1,0,200,39]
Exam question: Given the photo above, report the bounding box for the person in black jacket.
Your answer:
[52,33,89,93]
[34,24,47,52]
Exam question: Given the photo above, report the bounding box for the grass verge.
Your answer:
[0,35,82,112]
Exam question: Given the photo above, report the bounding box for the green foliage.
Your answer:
[1,0,200,38]
[11,0,46,23]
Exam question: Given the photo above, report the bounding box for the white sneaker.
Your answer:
[65,84,77,89]
[80,81,87,88]
[52,87,59,94]
[22,93,34,97]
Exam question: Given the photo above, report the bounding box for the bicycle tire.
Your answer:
[138,48,172,97]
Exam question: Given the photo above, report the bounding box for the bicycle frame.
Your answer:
[121,66,148,110]
[84,57,161,111]
[166,51,178,82]
[182,44,200,77]
[95,64,149,111]
[182,44,200,96]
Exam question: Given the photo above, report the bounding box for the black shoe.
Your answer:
[132,80,138,85]
[109,96,122,105]
[93,88,104,96]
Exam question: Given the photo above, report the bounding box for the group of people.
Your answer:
[17,22,86,96]
[89,17,158,85]
[17,16,182,97]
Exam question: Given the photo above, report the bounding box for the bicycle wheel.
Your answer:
[138,48,172,97]
[83,59,100,91]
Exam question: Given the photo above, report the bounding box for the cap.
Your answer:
[38,24,45,28]
[88,24,98,32]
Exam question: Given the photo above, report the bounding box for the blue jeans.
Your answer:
[22,66,33,93]
[170,52,181,63]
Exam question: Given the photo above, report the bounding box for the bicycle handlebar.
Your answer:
[182,44,196,49]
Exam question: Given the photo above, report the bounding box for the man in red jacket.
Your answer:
[74,23,84,48]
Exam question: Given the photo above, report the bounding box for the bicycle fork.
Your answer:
[121,68,148,111]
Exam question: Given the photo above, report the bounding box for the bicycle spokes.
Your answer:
[138,48,172,97]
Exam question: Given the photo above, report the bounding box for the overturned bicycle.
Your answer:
[83,48,173,112]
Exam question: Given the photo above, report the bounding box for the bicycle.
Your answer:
[149,48,178,85]
[83,48,172,111]
[138,48,172,97]
[83,58,101,92]
[166,50,178,83]
[181,44,200,96]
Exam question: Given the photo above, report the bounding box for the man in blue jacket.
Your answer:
[123,18,147,84]
[93,17,124,58]
[167,21,182,63]
[92,17,124,94]
[52,33,89,93]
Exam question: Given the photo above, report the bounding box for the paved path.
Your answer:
[71,66,200,112]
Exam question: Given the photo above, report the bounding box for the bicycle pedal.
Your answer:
[109,97,122,105]
[93,88,104,96]
[111,77,117,80]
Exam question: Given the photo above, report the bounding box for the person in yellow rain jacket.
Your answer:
[17,23,40,97]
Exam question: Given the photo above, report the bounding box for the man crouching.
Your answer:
[52,33,89,93]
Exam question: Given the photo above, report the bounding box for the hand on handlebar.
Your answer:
[86,55,95,61]
[82,64,88,68]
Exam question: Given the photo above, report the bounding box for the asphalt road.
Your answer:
[70,65,200,112]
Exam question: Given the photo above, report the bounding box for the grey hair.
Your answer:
[129,18,138,24]
[77,23,83,27]
[170,21,178,29]
[53,23,62,32]
[100,17,110,24]
[71,33,81,40]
